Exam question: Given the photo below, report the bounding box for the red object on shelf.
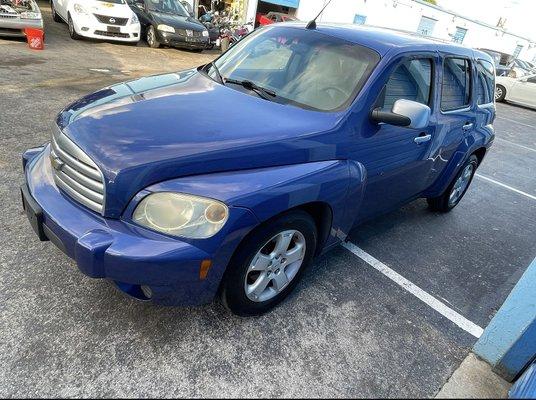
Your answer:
[24,28,44,50]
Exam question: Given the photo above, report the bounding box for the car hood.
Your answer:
[151,12,204,30]
[86,0,132,17]
[56,70,344,217]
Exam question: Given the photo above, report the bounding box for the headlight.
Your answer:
[20,11,41,20]
[130,12,139,24]
[132,192,229,239]
[157,24,175,33]
[73,3,88,14]
[202,29,209,37]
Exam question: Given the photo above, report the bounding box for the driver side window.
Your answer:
[378,58,433,110]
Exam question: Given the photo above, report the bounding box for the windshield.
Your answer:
[210,26,380,111]
[146,0,188,16]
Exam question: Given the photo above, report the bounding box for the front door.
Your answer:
[354,55,437,221]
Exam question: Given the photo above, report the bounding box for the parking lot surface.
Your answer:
[1,3,535,397]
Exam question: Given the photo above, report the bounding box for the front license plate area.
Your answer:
[21,184,48,241]
[107,26,120,33]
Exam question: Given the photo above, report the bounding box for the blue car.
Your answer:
[21,23,496,315]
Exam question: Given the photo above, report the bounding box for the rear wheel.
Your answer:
[495,84,506,102]
[146,25,160,48]
[68,14,81,40]
[427,154,479,212]
[220,210,317,316]
[51,1,62,22]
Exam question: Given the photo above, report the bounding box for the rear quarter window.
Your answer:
[441,58,471,111]
[476,59,495,105]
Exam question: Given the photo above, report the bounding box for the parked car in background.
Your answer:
[507,59,536,78]
[50,0,140,43]
[127,0,209,50]
[256,11,296,27]
[0,0,43,39]
[495,74,536,109]
[478,48,512,76]
[21,24,495,316]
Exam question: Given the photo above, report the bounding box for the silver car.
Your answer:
[0,0,43,39]
[495,74,536,110]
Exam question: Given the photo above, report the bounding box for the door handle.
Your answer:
[462,122,474,131]
[414,133,432,144]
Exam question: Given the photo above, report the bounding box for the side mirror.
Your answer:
[370,99,431,130]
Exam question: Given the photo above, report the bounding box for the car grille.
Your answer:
[50,130,105,214]
[0,14,18,19]
[94,14,128,26]
[94,30,130,38]
[176,29,203,37]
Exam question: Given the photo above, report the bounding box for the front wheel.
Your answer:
[427,154,479,212]
[495,84,506,102]
[51,1,62,22]
[220,210,317,316]
[146,25,160,48]
[68,14,81,40]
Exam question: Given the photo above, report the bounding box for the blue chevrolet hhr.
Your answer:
[22,23,495,315]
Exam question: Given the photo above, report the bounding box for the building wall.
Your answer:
[295,0,536,62]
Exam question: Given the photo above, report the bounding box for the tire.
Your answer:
[68,14,81,40]
[220,210,317,316]
[51,1,62,23]
[146,25,160,48]
[495,84,506,102]
[427,154,479,212]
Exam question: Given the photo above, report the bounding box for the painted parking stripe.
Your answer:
[495,137,536,153]
[341,241,484,338]
[496,116,536,130]
[475,174,536,201]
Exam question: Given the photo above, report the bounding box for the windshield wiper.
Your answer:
[203,61,224,85]
[224,78,277,100]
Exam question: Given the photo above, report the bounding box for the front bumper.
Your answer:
[0,17,43,37]
[22,146,259,306]
[72,14,140,42]
[157,30,209,49]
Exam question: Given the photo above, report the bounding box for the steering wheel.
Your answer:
[324,86,349,101]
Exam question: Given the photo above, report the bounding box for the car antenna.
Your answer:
[306,0,332,30]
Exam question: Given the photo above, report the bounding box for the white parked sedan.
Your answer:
[495,74,536,109]
[51,0,140,43]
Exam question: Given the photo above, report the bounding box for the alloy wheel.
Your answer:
[244,230,306,302]
[449,163,474,206]
[495,86,503,101]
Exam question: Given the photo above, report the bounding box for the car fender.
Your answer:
[424,130,493,197]
[129,160,367,253]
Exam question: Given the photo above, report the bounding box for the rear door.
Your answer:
[426,56,476,186]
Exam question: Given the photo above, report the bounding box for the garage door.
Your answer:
[262,0,300,7]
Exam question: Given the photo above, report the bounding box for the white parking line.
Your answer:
[341,241,484,338]
[496,116,536,130]
[475,174,536,201]
[495,137,536,153]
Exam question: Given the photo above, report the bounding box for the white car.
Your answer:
[51,0,140,43]
[495,74,536,109]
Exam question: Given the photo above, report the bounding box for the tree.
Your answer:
[422,0,438,5]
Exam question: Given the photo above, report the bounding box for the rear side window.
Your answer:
[379,58,432,110]
[476,60,495,105]
[441,58,471,111]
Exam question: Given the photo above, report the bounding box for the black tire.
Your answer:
[51,1,62,23]
[495,84,506,102]
[220,210,317,316]
[68,14,81,40]
[146,25,160,48]
[427,154,479,212]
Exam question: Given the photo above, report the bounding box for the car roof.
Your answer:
[276,22,493,62]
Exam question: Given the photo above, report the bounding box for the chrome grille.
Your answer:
[50,130,105,214]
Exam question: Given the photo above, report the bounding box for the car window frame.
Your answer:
[440,56,473,113]
[373,53,436,112]
[475,58,496,107]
